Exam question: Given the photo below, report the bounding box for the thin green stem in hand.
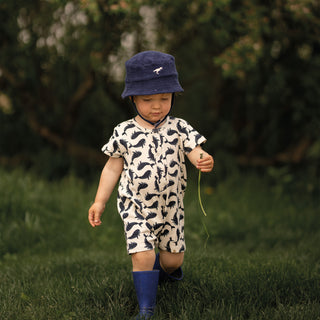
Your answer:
[198,153,209,247]
[198,153,207,216]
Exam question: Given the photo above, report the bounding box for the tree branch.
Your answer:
[0,66,21,88]
[27,110,106,165]
[103,75,134,117]
[63,71,96,136]
[236,137,312,166]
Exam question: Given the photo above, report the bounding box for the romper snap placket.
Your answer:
[152,127,168,194]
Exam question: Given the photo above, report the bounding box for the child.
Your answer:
[88,51,214,319]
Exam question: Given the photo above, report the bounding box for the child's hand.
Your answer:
[196,154,214,172]
[88,202,105,227]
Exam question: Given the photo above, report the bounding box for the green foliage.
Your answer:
[187,171,320,251]
[0,0,140,177]
[0,0,320,180]
[0,167,122,257]
[153,0,320,157]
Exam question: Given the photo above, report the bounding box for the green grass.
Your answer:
[0,167,319,320]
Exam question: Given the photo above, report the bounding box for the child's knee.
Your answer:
[160,251,184,273]
[131,250,156,271]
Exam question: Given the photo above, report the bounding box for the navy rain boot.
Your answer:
[132,270,159,319]
[153,253,183,283]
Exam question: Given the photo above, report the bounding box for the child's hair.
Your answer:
[121,51,184,99]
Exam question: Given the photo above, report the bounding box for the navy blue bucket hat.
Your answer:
[121,51,184,99]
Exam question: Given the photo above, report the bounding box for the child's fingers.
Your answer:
[88,212,95,227]
[197,155,214,172]
[88,208,102,227]
[90,217,101,227]
[197,155,213,165]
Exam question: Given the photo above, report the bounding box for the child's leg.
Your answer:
[131,250,156,271]
[131,250,159,319]
[159,250,184,274]
[153,250,184,283]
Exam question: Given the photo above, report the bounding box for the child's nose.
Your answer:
[153,101,161,109]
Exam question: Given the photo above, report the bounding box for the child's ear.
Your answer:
[130,96,135,103]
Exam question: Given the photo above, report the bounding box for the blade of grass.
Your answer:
[198,169,207,217]
[198,153,209,247]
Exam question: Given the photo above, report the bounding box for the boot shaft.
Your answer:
[132,270,160,318]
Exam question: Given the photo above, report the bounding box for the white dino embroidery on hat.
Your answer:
[153,67,163,75]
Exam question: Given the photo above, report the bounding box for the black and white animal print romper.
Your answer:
[102,116,206,254]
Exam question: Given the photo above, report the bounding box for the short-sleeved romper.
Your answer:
[102,116,206,254]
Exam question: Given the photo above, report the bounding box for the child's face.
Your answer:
[133,93,172,124]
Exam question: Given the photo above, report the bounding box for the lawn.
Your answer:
[0,167,319,320]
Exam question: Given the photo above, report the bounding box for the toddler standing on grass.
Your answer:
[88,51,214,319]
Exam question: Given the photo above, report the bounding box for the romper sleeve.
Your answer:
[177,119,207,154]
[101,125,125,158]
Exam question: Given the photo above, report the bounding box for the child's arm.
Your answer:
[88,157,124,227]
[187,145,214,172]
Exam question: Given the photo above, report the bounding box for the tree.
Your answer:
[0,0,143,177]
[1,0,319,181]
[153,0,320,167]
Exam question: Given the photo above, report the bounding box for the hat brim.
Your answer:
[121,75,183,99]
